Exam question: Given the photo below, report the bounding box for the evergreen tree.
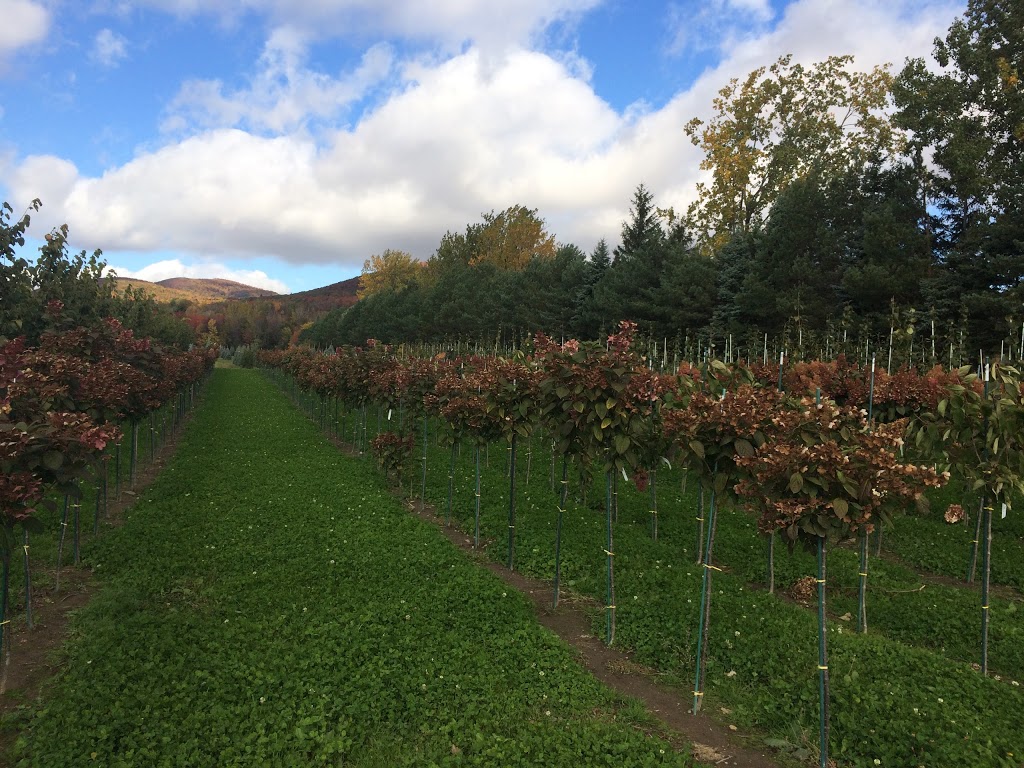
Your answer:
[894,0,1024,349]
[572,238,612,338]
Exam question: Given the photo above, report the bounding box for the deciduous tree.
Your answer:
[685,54,897,256]
[358,249,421,299]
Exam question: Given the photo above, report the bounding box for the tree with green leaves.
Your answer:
[894,0,1024,350]
[595,184,670,333]
[571,238,612,338]
[685,54,898,257]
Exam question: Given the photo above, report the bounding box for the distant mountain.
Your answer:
[284,276,361,310]
[110,274,362,348]
[112,276,278,304]
[159,277,279,300]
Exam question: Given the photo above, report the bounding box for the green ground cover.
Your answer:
[308,394,1024,768]
[12,370,698,767]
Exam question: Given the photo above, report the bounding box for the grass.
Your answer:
[12,370,698,767]
[297,389,1024,768]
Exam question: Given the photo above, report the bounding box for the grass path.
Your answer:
[14,369,697,767]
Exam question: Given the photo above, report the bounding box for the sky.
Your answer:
[0,0,965,295]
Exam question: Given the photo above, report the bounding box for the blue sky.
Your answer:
[1,0,964,294]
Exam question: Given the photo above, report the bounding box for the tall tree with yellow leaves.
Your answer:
[685,54,898,257]
[358,249,421,299]
[470,204,557,270]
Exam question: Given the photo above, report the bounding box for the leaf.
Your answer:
[614,435,630,455]
[689,440,705,459]
[788,473,804,493]
[42,451,64,471]
[832,498,849,519]
[734,438,754,457]
[21,516,45,534]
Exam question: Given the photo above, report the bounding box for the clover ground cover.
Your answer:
[14,369,697,767]
[409,428,1024,767]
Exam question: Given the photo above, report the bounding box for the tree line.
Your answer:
[305,0,1022,362]
[1,201,195,349]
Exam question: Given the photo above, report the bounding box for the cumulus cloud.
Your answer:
[109,258,289,293]
[92,29,129,68]
[8,0,962,276]
[163,30,394,135]
[0,0,50,59]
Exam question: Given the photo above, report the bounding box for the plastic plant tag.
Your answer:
[387,409,392,421]
[1002,502,1009,519]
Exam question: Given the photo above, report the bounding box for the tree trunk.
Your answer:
[817,538,830,768]
[553,457,568,608]
[604,470,616,646]
[692,487,719,714]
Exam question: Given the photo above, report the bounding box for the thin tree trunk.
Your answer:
[507,434,517,570]
[420,415,428,507]
[553,457,568,608]
[0,545,10,695]
[817,538,830,768]
[968,497,983,583]
[446,441,457,526]
[649,469,658,541]
[858,530,869,633]
[21,528,32,630]
[130,420,139,489]
[604,470,616,646]
[473,447,482,548]
[981,501,993,674]
[56,494,70,592]
[695,484,705,565]
[73,488,81,566]
[692,486,719,714]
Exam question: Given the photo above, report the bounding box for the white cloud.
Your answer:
[92,28,129,68]
[8,0,962,277]
[0,0,50,58]
[130,0,601,52]
[163,30,394,135]
[666,0,776,55]
[109,258,289,293]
